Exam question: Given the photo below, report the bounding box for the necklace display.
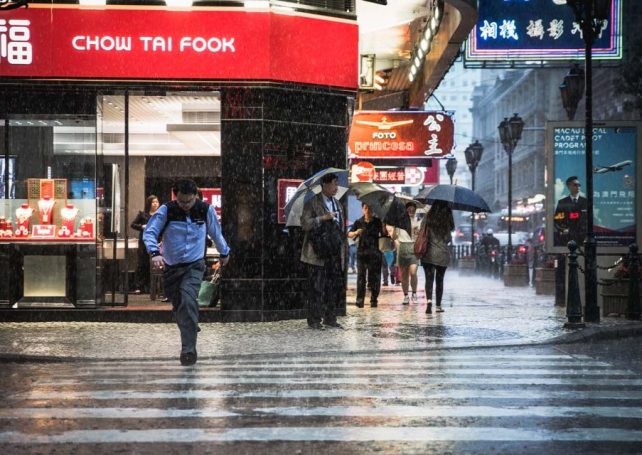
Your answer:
[15,203,33,237]
[59,204,79,238]
[38,197,56,225]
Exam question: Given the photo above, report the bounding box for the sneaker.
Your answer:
[133,289,141,295]
[402,295,409,305]
[411,293,418,303]
[436,305,444,313]
[180,351,197,366]
[309,322,325,330]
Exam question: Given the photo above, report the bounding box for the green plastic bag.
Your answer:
[197,280,217,307]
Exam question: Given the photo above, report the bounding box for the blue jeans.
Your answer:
[163,259,206,355]
[348,244,357,270]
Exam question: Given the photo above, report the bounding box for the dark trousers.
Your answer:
[423,263,447,305]
[134,242,150,292]
[307,257,342,326]
[163,259,206,355]
[357,250,382,303]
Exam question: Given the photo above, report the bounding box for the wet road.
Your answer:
[2,343,642,454]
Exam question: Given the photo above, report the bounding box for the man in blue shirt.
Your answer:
[144,179,230,366]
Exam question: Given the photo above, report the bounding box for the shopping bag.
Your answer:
[197,267,221,307]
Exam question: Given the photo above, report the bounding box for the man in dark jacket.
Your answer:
[300,173,345,330]
[554,175,588,246]
[348,203,386,308]
[144,179,230,366]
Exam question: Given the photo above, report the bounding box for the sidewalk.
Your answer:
[0,270,640,361]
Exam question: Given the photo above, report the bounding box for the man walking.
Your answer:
[348,203,386,308]
[144,179,230,366]
[300,173,345,330]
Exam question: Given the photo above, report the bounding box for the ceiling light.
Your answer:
[424,28,432,40]
[408,72,415,82]
[434,5,440,21]
[244,0,270,7]
[410,65,417,75]
[417,47,425,60]
[431,16,438,33]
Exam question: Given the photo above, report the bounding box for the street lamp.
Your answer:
[565,0,611,323]
[498,114,524,261]
[445,157,457,185]
[559,64,585,120]
[465,140,484,253]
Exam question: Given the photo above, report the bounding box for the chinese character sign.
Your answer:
[466,0,621,62]
[547,123,638,251]
[200,188,222,221]
[348,111,454,159]
[277,179,303,224]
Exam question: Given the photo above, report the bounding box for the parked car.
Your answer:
[492,231,530,247]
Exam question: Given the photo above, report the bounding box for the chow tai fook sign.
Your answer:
[465,0,622,63]
[348,111,454,160]
[0,3,357,88]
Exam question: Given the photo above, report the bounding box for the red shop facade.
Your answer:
[0,2,358,321]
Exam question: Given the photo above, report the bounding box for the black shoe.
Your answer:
[309,322,325,330]
[324,321,344,329]
[370,301,378,307]
[356,300,365,308]
[180,351,197,366]
[382,282,389,287]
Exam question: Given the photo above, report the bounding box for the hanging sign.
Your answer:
[348,111,455,159]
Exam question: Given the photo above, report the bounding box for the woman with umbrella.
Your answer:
[418,201,455,313]
[392,202,422,305]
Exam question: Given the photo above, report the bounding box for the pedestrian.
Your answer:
[348,231,357,274]
[143,179,230,366]
[348,203,386,308]
[300,172,345,330]
[420,201,454,313]
[130,194,160,295]
[526,237,536,287]
[393,202,421,305]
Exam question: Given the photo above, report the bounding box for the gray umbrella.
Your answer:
[414,184,491,213]
[350,182,411,234]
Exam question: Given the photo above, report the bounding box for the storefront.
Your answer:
[0,2,357,321]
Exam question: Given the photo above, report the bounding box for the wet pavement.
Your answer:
[0,271,640,361]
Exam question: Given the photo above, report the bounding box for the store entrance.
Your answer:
[97,91,222,306]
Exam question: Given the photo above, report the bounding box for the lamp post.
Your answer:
[559,64,585,121]
[465,140,484,254]
[445,157,458,185]
[498,114,524,261]
[565,0,611,323]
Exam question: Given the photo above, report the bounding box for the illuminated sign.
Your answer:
[466,0,622,62]
[348,111,454,160]
[0,4,358,88]
[277,179,303,224]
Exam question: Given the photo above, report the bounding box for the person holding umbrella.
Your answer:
[300,172,346,330]
[418,201,454,313]
[392,202,422,305]
[348,203,387,308]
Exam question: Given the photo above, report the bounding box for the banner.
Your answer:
[0,4,358,89]
[546,122,639,252]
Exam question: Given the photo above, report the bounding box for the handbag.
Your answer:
[310,220,343,259]
[413,222,429,258]
[197,266,221,307]
[378,236,393,253]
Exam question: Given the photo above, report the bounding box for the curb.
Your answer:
[1,323,641,363]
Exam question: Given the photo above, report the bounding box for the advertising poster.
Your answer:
[547,122,639,252]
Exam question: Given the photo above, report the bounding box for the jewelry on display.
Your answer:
[0,218,12,238]
[38,196,56,225]
[78,216,94,238]
[60,204,79,237]
[15,204,34,237]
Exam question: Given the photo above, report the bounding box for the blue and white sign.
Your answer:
[466,0,622,62]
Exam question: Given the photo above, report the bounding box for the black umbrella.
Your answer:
[415,184,491,213]
[350,182,411,234]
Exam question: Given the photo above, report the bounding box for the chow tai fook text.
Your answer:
[0,5,357,88]
[348,111,455,159]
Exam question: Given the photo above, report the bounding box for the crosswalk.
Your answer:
[1,349,642,452]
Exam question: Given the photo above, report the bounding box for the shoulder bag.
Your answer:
[413,221,429,259]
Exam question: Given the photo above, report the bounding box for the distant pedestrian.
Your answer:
[348,232,357,274]
[144,179,230,366]
[348,203,386,308]
[526,238,536,287]
[131,194,160,295]
[300,173,345,330]
[393,202,421,305]
[419,201,454,313]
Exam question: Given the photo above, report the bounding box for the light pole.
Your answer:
[565,0,611,323]
[498,114,524,261]
[445,157,457,185]
[465,140,484,254]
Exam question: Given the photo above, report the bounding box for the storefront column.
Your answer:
[220,87,352,322]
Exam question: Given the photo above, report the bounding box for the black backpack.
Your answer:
[309,220,343,259]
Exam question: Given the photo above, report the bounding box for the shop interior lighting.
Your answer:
[165,0,192,6]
